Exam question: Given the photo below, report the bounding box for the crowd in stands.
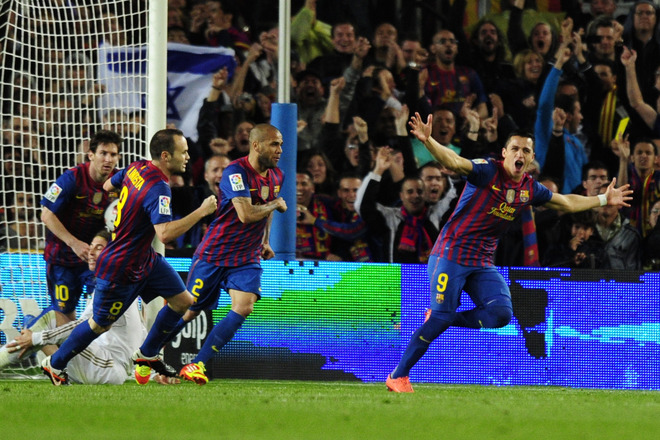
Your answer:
[2,0,660,270]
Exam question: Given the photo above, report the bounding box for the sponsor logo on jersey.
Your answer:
[520,190,529,203]
[491,185,501,192]
[472,158,488,164]
[159,195,171,215]
[229,173,245,191]
[44,183,63,202]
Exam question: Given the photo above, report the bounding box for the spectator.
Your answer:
[307,20,358,87]
[299,149,336,196]
[425,29,488,121]
[355,146,439,263]
[574,161,611,196]
[592,184,642,269]
[198,0,251,52]
[466,19,515,96]
[295,171,333,260]
[642,199,660,269]
[495,49,544,132]
[298,173,371,262]
[615,137,660,237]
[418,162,458,231]
[0,181,42,252]
[535,42,588,194]
[620,46,660,137]
[294,69,326,151]
[542,210,603,268]
[291,0,334,65]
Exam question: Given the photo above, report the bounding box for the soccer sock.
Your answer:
[193,311,245,364]
[451,305,513,329]
[391,313,450,379]
[139,305,184,357]
[158,318,188,349]
[50,320,99,370]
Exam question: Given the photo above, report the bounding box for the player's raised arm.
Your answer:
[409,112,473,176]
[544,178,633,213]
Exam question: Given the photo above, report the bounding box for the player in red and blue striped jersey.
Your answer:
[385,113,634,393]
[174,123,287,385]
[41,128,217,386]
[40,130,122,320]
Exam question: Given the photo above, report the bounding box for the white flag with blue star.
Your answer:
[166,43,236,141]
[98,42,236,142]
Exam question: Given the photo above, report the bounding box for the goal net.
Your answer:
[0,0,151,372]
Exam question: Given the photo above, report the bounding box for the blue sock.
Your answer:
[391,313,450,379]
[159,318,188,349]
[193,311,245,364]
[50,320,99,370]
[140,305,184,357]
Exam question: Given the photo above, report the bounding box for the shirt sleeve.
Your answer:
[145,180,173,225]
[466,159,497,187]
[40,169,76,212]
[220,164,251,200]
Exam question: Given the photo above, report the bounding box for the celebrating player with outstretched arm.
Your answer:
[41,128,217,386]
[386,113,633,393]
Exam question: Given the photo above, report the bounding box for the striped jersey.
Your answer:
[95,160,172,283]
[424,63,487,116]
[433,159,552,267]
[41,162,119,266]
[194,156,285,266]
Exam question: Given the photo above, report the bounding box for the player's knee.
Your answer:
[232,302,254,317]
[88,318,111,334]
[484,305,512,328]
[167,291,194,314]
[419,310,453,342]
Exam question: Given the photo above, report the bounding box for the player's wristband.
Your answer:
[598,194,607,206]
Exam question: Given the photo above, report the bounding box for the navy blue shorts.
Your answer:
[186,258,262,312]
[427,255,510,313]
[92,254,186,326]
[46,263,90,314]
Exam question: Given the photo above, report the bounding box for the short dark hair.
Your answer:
[89,130,122,153]
[149,128,184,159]
[503,129,535,149]
[581,160,609,180]
[633,138,658,155]
[554,93,578,114]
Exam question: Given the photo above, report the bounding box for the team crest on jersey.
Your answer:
[44,183,63,202]
[506,189,515,204]
[472,158,488,165]
[436,293,444,304]
[159,195,171,215]
[93,192,103,205]
[229,173,245,191]
[520,190,529,203]
[260,186,269,199]
[274,185,280,196]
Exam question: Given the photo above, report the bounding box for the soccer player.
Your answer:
[385,113,633,393]
[2,230,148,384]
[170,123,286,385]
[41,128,218,386]
[40,130,122,320]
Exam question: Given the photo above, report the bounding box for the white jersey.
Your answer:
[34,295,147,385]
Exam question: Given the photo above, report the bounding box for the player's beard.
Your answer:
[257,154,277,170]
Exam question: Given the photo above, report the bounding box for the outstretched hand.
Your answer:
[408,112,433,143]
[604,178,633,208]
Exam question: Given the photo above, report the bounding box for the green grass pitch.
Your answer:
[2,379,659,440]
